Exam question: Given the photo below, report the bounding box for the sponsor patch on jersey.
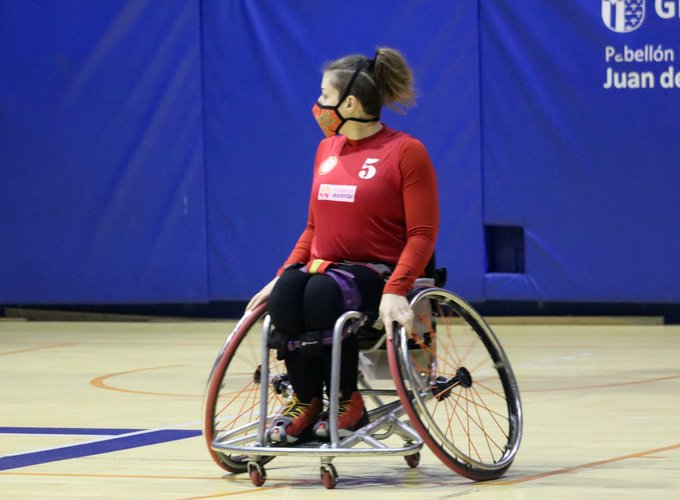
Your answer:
[318,156,338,175]
[318,183,357,203]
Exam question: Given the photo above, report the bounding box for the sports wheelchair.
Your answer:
[203,271,522,489]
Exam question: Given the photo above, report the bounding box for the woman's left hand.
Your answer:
[379,293,413,340]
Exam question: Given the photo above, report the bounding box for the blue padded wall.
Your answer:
[2,1,679,305]
[0,1,207,303]
[201,0,483,301]
[479,0,680,302]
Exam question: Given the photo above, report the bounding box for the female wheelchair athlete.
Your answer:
[202,273,523,489]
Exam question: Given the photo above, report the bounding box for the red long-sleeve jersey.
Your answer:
[280,125,439,296]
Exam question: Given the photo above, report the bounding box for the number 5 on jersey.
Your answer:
[359,158,380,179]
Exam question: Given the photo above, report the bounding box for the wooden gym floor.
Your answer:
[1,316,678,499]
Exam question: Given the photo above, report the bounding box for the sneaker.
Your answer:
[313,391,368,439]
[267,395,322,445]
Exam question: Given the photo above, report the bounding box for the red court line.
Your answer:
[0,470,311,498]
[524,373,680,393]
[0,469,315,492]
[90,364,201,398]
[2,443,677,491]
[0,343,73,356]
[0,471,226,481]
[486,443,680,486]
[179,483,308,499]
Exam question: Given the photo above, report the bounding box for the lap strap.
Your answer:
[282,315,366,356]
[303,260,362,311]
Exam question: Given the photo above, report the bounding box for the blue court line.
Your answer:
[0,427,143,436]
[0,428,201,471]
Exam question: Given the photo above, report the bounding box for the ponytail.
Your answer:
[372,47,415,113]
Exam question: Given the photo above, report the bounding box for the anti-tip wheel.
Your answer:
[321,464,338,489]
[405,452,421,468]
[248,463,266,487]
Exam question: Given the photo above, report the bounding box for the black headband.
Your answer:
[338,59,372,103]
[367,51,378,73]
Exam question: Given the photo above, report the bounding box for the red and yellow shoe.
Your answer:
[313,391,368,439]
[267,395,322,445]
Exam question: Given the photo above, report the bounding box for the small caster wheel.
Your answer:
[320,463,338,489]
[405,452,420,469]
[247,462,266,487]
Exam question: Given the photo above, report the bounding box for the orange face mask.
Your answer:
[311,63,380,137]
[311,102,346,137]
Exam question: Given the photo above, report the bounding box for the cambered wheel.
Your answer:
[388,288,523,481]
[203,303,287,473]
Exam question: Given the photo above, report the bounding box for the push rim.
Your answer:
[388,288,522,480]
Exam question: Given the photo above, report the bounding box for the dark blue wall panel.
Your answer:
[479,0,680,302]
[0,1,207,303]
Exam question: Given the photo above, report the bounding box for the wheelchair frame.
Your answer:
[203,280,523,488]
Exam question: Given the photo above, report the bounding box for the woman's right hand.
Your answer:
[379,293,413,340]
[245,276,279,312]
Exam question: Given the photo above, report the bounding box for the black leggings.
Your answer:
[267,264,384,401]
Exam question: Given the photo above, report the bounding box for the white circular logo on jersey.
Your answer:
[319,156,338,175]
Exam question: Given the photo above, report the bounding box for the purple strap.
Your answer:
[299,264,363,311]
[326,267,362,311]
[285,264,364,352]
[285,316,365,352]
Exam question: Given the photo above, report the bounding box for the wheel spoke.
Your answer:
[471,385,510,443]
[204,306,278,473]
[390,289,522,479]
